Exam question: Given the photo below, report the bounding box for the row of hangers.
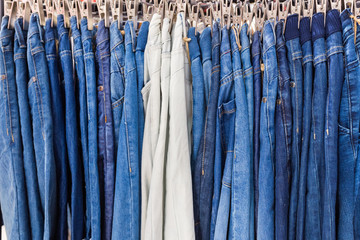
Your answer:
[4,0,360,34]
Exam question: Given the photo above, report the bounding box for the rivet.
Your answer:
[262,97,267,103]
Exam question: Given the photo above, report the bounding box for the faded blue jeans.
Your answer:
[257,19,278,240]
[200,27,212,107]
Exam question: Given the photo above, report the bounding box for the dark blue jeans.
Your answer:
[14,18,43,240]
[0,15,31,240]
[275,20,292,240]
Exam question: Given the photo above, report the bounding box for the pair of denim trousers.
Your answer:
[257,19,278,240]
[141,13,162,240]
[14,18,43,240]
[274,20,292,240]
[296,16,313,240]
[338,9,360,240]
[213,27,235,240]
[200,27,212,106]
[305,12,327,240]
[81,17,101,240]
[0,15,31,240]
[195,22,220,240]
[112,21,141,240]
[164,12,194,239]
[229,26,252,240]
[27,13,57,240]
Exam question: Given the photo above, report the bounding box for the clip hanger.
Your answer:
[302,0,314,20]
[232,2,243,26]
[213,1,222,23]
[46,0,58,27]
[266,0,278,21]
[142,0,155,22]
[278,0,290,27]
[254,1,265,33]
[97,0,110,27]
[355,0,360,17]
[29,0,46,26]
[221,0,232,30]
[243,1,253,34]
[18,0,31,30]
[199,3,213,33]
[4,0,18,29]
[111,0,125,29]
[290,0,301,28]
[187,3,201,33]
[344,0,354,11]
[164,0,177,32]
[55,0,70,27]
[68,0,81,27]
[126,0,139,31]
[330,0,342,12]
[79,0,93,30]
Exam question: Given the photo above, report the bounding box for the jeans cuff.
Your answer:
[326,9,342,38]
[312,13,326,42]
[285,14,300,41]
[300,17,311,45]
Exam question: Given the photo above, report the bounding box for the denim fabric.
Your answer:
[27,13,57,240]
[112,21,141,240]
[195,22,220,240]
[164,12,194,239]
[305,13,327,240]
[95,20,114,240]
[213,27,235,240]
[81,17,101,240]
[0,15,31,240]
[296,16,313,240]
[44,19,68,240]
[323,9,344,240]
[284,15,303,240]
[338,9,360,240]
[257,19,278,240]
[251,30,261,236]
[58,14,85,240]
[14,18,44,240]
[199,27,212,106]
[229,26,252,240]
[274,20,292,240]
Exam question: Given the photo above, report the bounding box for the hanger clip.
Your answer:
[290,0,301,28]
[199,3,213,33]
[344,0,354,11]
[29,0,46,26]
[254,1,265,33]
[221,0,232,30]
[142,0,155,22]
[212,1,222,23]
[126,0,139,31]
[68,0,81,27]
[97,0,110,27]
[302,0,314,20]
[243,1,253,34]
[18,0,31,30]
[278,0,290,26]
[330,0,342,12]
[266,0,278,21]
[232,2,242,26]
[176,0,187,15]
[5,0,18,29]
[79,0,93,30]
[355,0,360,17]
[188,3,201,33]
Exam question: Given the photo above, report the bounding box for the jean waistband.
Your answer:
[125,21,136,52]
[262,20,276,53]
[285,14,300,41]
[14,18,26,47]
[312,13,326,42]
[28,13,44,42]
[44,19,57,43]
[57,14,70,40]
[240,23,250,51]
[188,27,201,61]
[300,17,311,45]
[136,21,149,52]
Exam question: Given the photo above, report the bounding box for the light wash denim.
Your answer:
[81,17,101,240]
[0,15,31,240]
[14,17,43,240]
[257,19,278,240]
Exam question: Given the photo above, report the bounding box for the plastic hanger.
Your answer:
[125,0,138,31]
[142,0,155,22]
[344,0,354,11]
[68,0,81,28]
[243,1,254,34]
[29,0,46,26]
[78,0,93,30]
[278,0,290,33]
[164,0,176,32]
[232,2,242,27]
[221,0,232,30]
[199,2,213,34]
[302,0,314,24]
[330,0,342,12]
[254,1,265,33]
[187,3,201,34]
[290,0,301,28]
[18,0,31,30]
[316,0,328,24]
[4,0,18,29]
[46,0,58,27]
[97,0,110,27]
[355,0,360,17]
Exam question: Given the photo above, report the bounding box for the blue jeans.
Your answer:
[229,26,252,240]
[27,13,57,240]
[338,9,360,240]
[251,30,261,237]
[305,12,327,240]
[81,17,101,240]
[296,16,313,240]
[257,19,278,240]
[58,14,85,240]
[44,18,68,240]
[0,15,31,240]
[213,27,235,240]
[14,18,44,240]
[274,20,292,240]
[199,27,212,105]
[323,9,344,240]
[285,14,303,240]
[112,21,141,240]
[95,19,114,240]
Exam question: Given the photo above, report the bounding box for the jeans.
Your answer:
[196,22,220,240]
[14,18,43,240]
[257,19,278,240]
[296,16,313,240]
[213,27,235,240]
[338,9,360,240]
[112,21,141,240]
[58,14,85,240]
[251,30,261,236]
[200,27,212,105]
[27,13,57,240]
[274,20,292,240]
[95,19,114,240]
[81,17,101,240]
[0,15,31,240]
[164,12,194,239]
[323,9,344,240]
[305,12,327,240]
[229,26,252,240]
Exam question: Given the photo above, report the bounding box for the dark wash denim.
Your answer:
[81,17,101,240]
[58,14,85,240]
[200,27,212,107]
[44,19,68,240]
[305,13,327,240]
[324,9,344,240]
[229,26,252,240]
[95,20,115,240]
[193,21,219,240]
[296,16,313,240]
[188,26,206,239]
[257,19,278,240]
[251,30,261,236]
[14,18,44,240]
[112,21,141,240]
[274,20,292,240]
[27,13,57,240]
[0,16,31,240]
[338,9,360,240]
[284,14,303,240]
